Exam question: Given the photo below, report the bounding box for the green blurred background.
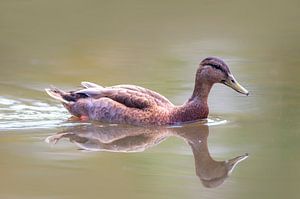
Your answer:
[0,0,300,199]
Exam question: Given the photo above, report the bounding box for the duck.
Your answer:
[45,57,249,126]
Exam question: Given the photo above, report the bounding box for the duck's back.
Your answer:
[46,83,174,125]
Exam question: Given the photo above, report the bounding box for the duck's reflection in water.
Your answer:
[46,123,248,188]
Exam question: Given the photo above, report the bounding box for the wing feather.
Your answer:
[76,82,174,109]
[75,87,156,109]
[81,81,104,89]
[110,84,173,106]
[78,82,173,107]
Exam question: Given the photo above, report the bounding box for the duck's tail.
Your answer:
[45,86,90,104]
[45,87,70,104]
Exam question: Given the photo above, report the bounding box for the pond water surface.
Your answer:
[0,1,300,199]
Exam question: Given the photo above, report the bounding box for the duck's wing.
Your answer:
[75,87,159,109]
[80,81,174,107]
[46,86,157,111]
[110,84,173,106]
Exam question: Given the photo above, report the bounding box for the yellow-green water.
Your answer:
[1,0,300,198]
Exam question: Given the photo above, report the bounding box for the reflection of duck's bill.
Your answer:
[227,153,249,174]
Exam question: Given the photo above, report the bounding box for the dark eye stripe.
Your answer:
[208,63,227,75]
[209,63,221,69]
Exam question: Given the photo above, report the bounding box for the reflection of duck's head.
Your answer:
[171,124,248,188]
[199,153,248,188]
[46,123,248,188]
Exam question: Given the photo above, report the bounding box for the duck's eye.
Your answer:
[231,79,235,84]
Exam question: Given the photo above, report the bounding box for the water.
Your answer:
[0,0,300,198]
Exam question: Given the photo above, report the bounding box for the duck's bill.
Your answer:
[223,74,249,96]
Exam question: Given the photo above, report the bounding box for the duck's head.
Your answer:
[198,57,249,95]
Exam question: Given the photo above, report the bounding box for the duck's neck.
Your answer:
[190,78,213,102]
[171,76,213,123]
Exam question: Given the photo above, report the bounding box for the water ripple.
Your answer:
[206,117,228,126]
[0,96,69,130]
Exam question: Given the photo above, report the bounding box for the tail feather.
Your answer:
[45,87,70,104]
[45,86,90,104]
[81,81,103,89]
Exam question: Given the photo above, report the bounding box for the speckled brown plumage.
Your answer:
[45,57,249,126]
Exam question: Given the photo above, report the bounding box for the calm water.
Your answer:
[1,0,300,199]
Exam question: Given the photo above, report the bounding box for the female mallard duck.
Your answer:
[45,57,249,126]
